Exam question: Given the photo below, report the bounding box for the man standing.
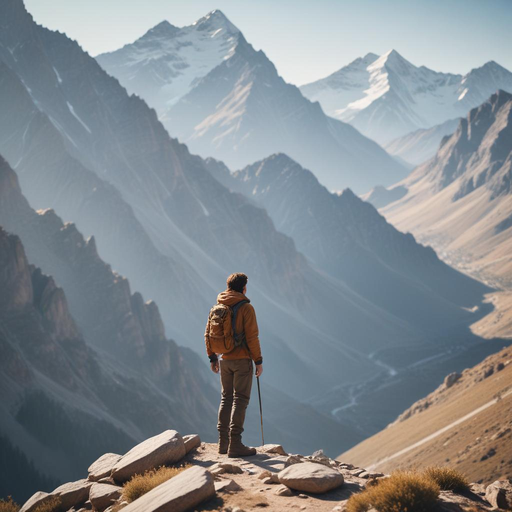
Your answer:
[205,273,263,457]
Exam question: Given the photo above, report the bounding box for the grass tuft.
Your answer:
[123,464,191,503]
[423,466,469,491]
[346,470,440,512]
[33,497,61,512]
[0,497,20,512]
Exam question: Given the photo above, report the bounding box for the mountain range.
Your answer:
[0,0,455,405]
[381,90,512,290]
[205,153,488,332]
[96,11,406,193]
[1,0,511,503]
[300,50,512,145]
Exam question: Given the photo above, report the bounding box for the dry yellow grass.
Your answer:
[346,471,440,512]
[123,464,191,503]
[33,497,61,512]
[0,497,19,512]
[423,466,469,491]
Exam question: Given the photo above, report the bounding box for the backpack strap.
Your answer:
[231,299,249,345]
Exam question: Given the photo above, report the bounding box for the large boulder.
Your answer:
[89,483,123,511]
[278,462,344,494]
[20,492,52,512]
[88,453,122,481]
[52,479,93,510]
[121,466,215,512]
[111,430,186,483]
[486,480,512,509]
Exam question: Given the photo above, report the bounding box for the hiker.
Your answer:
[205,273,263,457]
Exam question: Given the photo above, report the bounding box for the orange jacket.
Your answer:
[205,290,262,364]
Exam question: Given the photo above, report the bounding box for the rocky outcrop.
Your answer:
[111,430,186,483]
[17,429,499,512]
[121,466,215,512]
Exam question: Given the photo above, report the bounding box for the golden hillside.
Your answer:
[340,346,512,484]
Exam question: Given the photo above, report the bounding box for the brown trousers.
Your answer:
[218,358,253,437]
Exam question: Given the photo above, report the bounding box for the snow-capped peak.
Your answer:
[96,9,241,112]
[143,20,180,39]
[192,9,240,35]
[370,49,415,73]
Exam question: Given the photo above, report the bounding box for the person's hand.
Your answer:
[255,364,263,377]
[211,361,219,374]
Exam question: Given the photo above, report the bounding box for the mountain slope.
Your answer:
[206,153,489,332]
[301,50,512,145]
[384,118,461,166]
[383,90,512,289]
[97,14,407,193]
[340,345,512,485]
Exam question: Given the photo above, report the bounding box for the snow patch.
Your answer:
[53,66,63,84]
[66,101,92,134]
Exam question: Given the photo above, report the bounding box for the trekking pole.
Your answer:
[256,376,265,446]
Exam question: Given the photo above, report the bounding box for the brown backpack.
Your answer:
[206,299,249,355]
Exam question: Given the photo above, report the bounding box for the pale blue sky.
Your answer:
[25,0,512,85]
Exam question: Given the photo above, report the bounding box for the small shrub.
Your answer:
[346,470,440,512]
[123,464,190,503]
[423,466,469,491]
[0,497,20,512]
[33,496,61,512]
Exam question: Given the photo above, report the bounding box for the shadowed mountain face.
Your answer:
[384,90,512,288]
[0,0,436,402]
[0,226,215,502]
[301,50,512,145]
[384,118,461,167]
[206,153,489,332]
[97,13,407,193]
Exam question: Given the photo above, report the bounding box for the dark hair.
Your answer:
[227,273,248,293]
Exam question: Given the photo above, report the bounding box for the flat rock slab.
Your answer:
[183,434,201,453]
[112,430,186,483]
[121,466,215,512]
[88,453,122,482]
[278,462,344,494]
[52,478,92,510]
[215,478,243,492]
[89,483,122,511]
[20,491,52,512]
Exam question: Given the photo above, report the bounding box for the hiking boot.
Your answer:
[218,434,229,455]
[228,435,256,457]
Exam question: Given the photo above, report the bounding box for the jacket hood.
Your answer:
[217,289,250,306]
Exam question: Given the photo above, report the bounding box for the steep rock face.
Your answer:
[384,91,512,287]
[208,153,488,332]
[0,156,219,417]
[98,15,407,193]
[301,50,512,145]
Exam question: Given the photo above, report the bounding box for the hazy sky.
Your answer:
[25,0,512,86]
